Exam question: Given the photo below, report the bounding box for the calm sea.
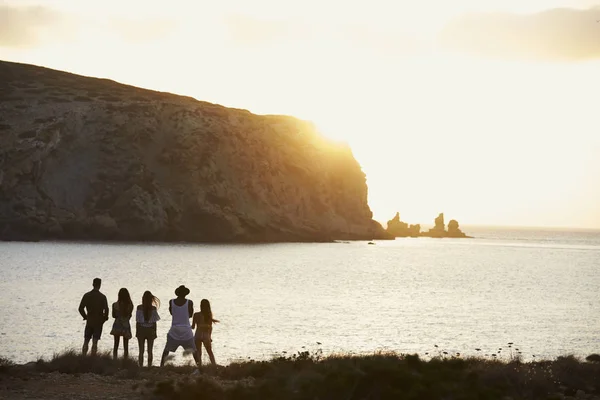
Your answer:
[1,226,599,365]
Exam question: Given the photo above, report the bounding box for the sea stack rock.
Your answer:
[387,212,408,235]
[447,219,467,238]
[422,213,471,238]
[0,61,390,243]
[424,213,446,238]
[386,212,420,237]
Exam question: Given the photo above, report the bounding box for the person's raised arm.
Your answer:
[78,294,87,320]
[188,300,194,318]
[103,295,109,321]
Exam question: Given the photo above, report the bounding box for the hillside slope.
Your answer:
[0,61,388,242]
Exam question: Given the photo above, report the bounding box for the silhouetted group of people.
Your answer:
[78,278,218,368]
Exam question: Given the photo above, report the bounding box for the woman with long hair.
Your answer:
[135,291,161,367]
[110,288,134,359]
[192,299,219,366]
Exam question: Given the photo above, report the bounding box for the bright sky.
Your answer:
[2,0,600,228]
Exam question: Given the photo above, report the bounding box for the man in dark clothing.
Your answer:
[78,278,109,355]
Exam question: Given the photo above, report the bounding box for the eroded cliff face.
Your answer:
[0,61,388,242]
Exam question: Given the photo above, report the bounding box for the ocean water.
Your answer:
[0,226,599,365]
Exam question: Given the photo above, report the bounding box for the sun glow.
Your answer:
[310,53,600,228]
[2,0,600,228]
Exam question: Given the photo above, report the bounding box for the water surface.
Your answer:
[1,226,598,365]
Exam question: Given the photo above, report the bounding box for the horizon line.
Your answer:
[374,220,600,232]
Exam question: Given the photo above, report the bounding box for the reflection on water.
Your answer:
[1,227,599,365]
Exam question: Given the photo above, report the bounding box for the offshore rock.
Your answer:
[0,61,390,242]
[447,219,468,238]
[422,213,472,238]
[386,211,472,238]
[386,212,420,237]
[424,213,447,238]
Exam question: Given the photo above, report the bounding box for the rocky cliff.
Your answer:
[0,61,388,242]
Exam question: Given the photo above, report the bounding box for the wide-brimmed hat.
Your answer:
[174,285,190,297]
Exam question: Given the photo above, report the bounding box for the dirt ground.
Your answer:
[0,371,146,400]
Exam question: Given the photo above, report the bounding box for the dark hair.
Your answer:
[117,288,133,316]
[142,291,160,322]
[200,299,217,324]
[92,278,101,288]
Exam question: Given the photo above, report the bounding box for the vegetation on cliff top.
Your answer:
[2,350,599,399]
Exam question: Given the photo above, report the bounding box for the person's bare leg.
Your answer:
[195,338,202,366]
[91,339,99,356]
[160,347,169,367]
[123,338,129,359]
[191,347,200,367]
[137,338,145,367]
[82,338,90,356]
[204,340,216,366]
[147,339,154,367]
[113,336,120,359]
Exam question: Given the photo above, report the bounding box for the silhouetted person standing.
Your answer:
[192,299,219,366]
[136,291,161,367]
[78,278,109,356]
[160,285,199,367]
[110,288,133,359]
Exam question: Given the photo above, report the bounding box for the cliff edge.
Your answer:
[0,61,388,242]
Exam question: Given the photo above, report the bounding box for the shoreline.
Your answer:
[0,234,395,245]
[0,234,483,247]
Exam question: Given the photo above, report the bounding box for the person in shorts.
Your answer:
[160,285,200,367]
[135,290,161,367]
[78,278,109,356]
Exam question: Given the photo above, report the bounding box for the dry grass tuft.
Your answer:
[0,356,14,373]
[35,349,140,378]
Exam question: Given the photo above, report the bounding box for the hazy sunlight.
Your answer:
[2,0,599,228]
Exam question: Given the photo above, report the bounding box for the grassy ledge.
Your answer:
[1,351,600,399]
